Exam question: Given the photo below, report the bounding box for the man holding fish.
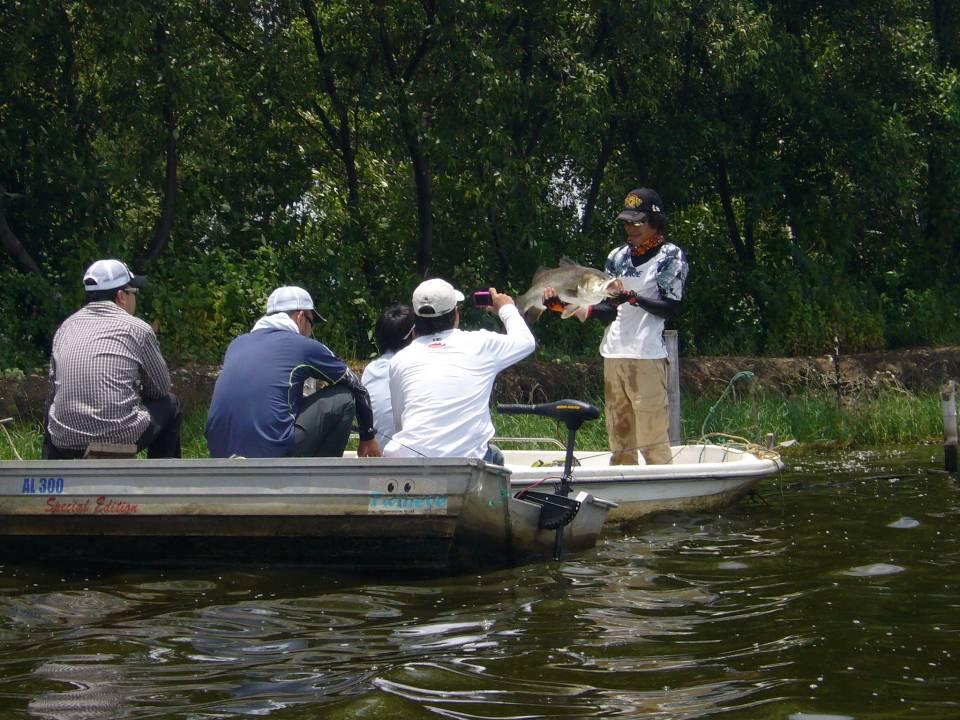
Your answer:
[524,187,688,466]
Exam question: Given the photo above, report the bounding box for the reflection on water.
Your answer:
[0,447,957,719]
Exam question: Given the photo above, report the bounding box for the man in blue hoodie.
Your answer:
[205,286,380,458]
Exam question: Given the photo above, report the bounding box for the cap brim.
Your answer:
[616,210,647,223]
[129,275,148,288]
[312,310,327,324]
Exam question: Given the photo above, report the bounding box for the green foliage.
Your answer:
[0,269,64,369]
[883,285,960,348]
[2,0,959,364]
[145,245,283,364]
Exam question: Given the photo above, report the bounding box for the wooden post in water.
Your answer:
[665,330,681,446]
[942,380,958,473]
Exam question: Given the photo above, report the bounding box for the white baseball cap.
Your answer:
[82,259,146,292]
[412,278,465,317]
[266,286,326,323]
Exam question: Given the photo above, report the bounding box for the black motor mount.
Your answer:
[496,399,601,559]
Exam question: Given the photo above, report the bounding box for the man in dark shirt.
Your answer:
[204,286,380,458]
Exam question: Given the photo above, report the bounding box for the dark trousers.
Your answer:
[43,393,183,459]
[288,384,354,457]
[137,394,183,458]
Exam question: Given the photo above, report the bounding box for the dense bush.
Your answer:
[2,0,958,367]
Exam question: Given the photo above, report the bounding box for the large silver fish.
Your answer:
[516,257,616,321]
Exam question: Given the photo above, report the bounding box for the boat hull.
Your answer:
[0,457,608,571]
[505,444,783,522]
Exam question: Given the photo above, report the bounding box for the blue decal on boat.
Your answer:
[369,493,448,512]
[21,477,65,495]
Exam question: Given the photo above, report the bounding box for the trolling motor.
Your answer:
[497,399,601,559]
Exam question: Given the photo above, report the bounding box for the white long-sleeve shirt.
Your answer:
[383,304,535,459]
[360,351,396,446]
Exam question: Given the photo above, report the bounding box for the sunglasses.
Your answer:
[621,212,649,227]
[121,287,138,295]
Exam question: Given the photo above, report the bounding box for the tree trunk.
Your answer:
[141,14,178,266]
[716,155,753,268]
[486,205,511,283]
[716,155,765,323]
[144,101,177,264]
[300,0,370,276]
[373,2,435,277]
[581,119,618,235]
[928,0,959,264]
[401,116,433,278]
[0,199,43,276]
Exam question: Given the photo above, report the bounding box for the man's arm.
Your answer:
[304,341,381,457]
[44,354,57,424]
[543,288,679,324]
[602,291,680,319]
[140,328,173,399]
[488,288,536,367]
[339,368,381,457]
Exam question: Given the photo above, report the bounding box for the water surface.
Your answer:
[0,447,957,719]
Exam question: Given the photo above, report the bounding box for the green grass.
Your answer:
[0,389,947,460]
[684,389,944,448]
[0,420,43,460]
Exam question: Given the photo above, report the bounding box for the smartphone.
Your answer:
[472,290,493,307]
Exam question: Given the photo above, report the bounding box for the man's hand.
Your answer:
[489,287,515,312]
[542,286,565,312]
[612,290,640,305]
[357,438,381,457]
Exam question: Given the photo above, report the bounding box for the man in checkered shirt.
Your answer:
[43,259,182,459]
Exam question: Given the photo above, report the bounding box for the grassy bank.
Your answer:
[0,389,946,461]
[683,389,944,448]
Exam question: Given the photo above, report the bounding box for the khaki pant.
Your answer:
[604,357,672,465]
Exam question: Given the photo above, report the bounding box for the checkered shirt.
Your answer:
[47,302,172,450]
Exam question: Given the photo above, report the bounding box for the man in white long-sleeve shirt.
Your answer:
[383,278,535,462]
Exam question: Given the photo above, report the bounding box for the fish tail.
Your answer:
[516,289,537,314]
[524,303,546,323]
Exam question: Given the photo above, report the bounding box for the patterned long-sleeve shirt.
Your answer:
[598,242,689,359]
[47,302,172,450]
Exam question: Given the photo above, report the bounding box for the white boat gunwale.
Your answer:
[501,443,784,522]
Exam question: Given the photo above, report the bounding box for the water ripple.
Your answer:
[0,449,956,718]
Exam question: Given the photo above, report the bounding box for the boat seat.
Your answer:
[83,443,138,459]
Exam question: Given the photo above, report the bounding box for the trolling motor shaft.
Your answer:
[498,399,600,496]
[497,399,601,559]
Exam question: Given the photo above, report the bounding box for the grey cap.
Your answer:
[266,286,326,323]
